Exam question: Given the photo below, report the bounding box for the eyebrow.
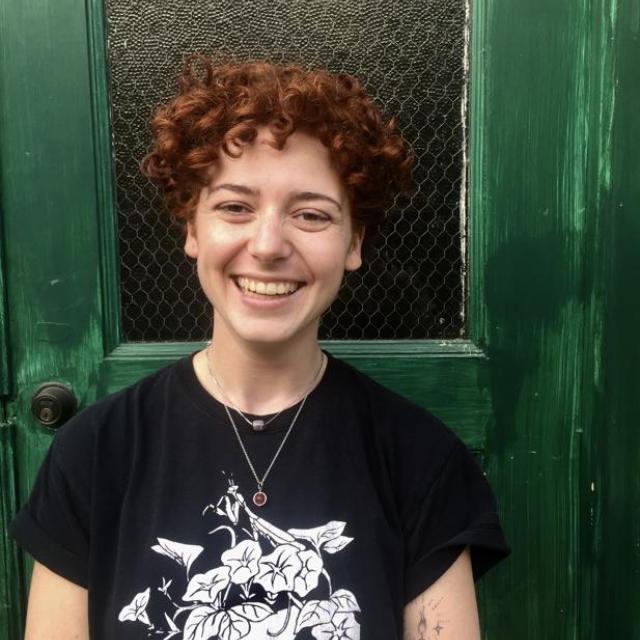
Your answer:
[208,183,343,211]
[209,183,258,197]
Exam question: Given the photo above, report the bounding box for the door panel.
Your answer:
[1,0,500,636]
[4,0,631,638]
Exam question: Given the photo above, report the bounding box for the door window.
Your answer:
[105,0,468,341]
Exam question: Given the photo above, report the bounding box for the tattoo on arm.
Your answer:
[408,595,449,640]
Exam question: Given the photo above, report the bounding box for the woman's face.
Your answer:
[185,127,363,351]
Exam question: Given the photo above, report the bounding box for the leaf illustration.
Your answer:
[151,538,204,573]
[184,566,230,603]
[183,606,220,640]
[230,602,273,622]
[162,612,180,639]
[164,612,180,632]
[322,535,353,554]
[288,521,346,547]
[295,599,338,633]
[330,589,361,613]
[216,609,251,640]
[118,587,151,625]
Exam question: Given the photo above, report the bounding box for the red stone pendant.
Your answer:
[253,491,268,507]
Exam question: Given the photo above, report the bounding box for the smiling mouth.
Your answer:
[235,277,303,297]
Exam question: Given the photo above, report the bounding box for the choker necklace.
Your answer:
[205,348,326,507]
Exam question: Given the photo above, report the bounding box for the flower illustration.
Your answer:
[184,566,231,603]
[294,549,323,597]
[118,480,360,639]
[221,539,262,585]
[311,612,360,640]
[151,537,204,573]
[254,544,303,594]
[118,588,151,626]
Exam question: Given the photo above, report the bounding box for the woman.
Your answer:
[11,58,509,639]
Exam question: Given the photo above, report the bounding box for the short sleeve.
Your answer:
[403,437,510,603]
[9,424,92,588]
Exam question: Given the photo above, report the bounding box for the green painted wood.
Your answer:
[582,1,640,636]
[469,0,629,637]
[0,419,24,640]
[0,185,9,397]
[0,0,107,608]
[5,0,632,638]
[87,0,121,353]
[95,341,491,449]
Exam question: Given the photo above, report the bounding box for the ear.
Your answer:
[184,220,199,258]
[345,227,364,272]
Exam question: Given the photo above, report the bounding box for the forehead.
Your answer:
[209,128,346,197]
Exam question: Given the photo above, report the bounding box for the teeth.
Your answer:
[237,277,300,296]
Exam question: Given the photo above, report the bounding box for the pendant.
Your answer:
[251,419,265,432]
[253,491,268,507]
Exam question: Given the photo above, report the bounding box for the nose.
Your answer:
[248,211,292,262]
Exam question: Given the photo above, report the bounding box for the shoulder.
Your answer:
[325,352,459,460]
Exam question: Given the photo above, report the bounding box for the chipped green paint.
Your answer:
[581,0,640,636]
[469,0,636,638]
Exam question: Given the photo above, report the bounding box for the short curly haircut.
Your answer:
[141,56,414,248]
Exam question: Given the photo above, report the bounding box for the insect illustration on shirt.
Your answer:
[203,477,304,551]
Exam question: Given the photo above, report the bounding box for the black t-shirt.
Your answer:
[10,351,509,639]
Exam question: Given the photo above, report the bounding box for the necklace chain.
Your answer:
[207,358,283,431]
[222,391,308,491]
[205,347,326,504]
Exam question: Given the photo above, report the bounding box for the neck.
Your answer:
[197,326,324,415]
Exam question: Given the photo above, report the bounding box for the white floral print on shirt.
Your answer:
[118,477,361,640]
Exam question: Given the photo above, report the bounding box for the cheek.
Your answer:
[198,228,244,264]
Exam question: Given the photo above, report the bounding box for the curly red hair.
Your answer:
[141,56,414,247]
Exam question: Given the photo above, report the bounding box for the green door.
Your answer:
[1,0,638,638]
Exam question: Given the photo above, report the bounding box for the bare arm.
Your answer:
[403,547,480,640]
[24,561,89,640]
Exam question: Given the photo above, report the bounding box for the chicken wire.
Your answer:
[105,0,468,341]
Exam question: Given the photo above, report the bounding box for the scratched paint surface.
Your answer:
[583,1,640,636]
[469,0,639,638]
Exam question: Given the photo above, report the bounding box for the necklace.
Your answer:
[205,348,326,507]
[207,353,283,432]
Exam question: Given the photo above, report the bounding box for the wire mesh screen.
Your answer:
[105,0,468,341]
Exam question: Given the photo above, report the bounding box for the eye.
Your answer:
[292,210,332,230]
[215,202,252,218]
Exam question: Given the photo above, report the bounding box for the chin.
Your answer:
[232,321,318,349]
